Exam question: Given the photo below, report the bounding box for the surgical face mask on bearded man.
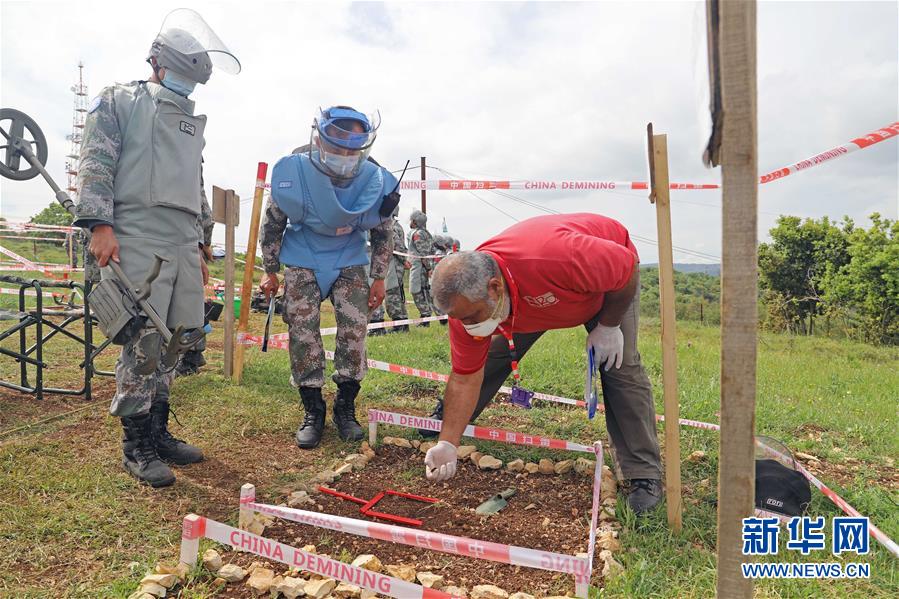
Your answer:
[463,285,510,337]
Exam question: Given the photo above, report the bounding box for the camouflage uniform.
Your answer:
[408,226,435,318]
[260,200,392,387]
[74,81,213,417]
[384,218,409,322]
[177,170,215,377]
[365,239,384,324]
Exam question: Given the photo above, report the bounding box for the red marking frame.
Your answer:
[319,486,438,527]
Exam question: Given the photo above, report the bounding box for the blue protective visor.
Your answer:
[316,107,380,151]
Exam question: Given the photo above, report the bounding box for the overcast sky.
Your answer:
[2,1,896,263]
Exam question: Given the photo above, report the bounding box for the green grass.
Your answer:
[0,243,897,597]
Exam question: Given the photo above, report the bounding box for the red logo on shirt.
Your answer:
[523,292,559,308]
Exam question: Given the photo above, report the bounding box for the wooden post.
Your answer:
[212,186,240,378]
[706,1,758,597]
[420,156,427,213]
[647,123,682,533]
[233,163,268,384]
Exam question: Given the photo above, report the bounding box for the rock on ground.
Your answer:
[524,462,540,474]
[456,445,477,459]
[305,577,337,598]
[246,567,275,594]
[471,584,510,599]
[202,548,222,572]
[333,581,363,597]
[416,570,444,588]
[574,457,596,476]
[478,455,503,470]
[272,576,306,599]
[385,563,417,581]
[554,459,574,474]
[538,458,555,474]
[351,554,383,572]
[506,458,524,472]
[217,563,247,582]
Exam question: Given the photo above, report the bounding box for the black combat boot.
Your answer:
[391,324,410,334]
[149,402,204,464]
[417,398,443,438]
[121,414,176,488]
[368,319,387,336]
[417,319,431,328]
[296,387,326,449]
[626,478,664,514]
[332,381,365,442]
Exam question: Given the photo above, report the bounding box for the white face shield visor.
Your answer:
[149,8,240,85]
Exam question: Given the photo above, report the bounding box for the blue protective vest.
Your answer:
[271,153,398,296]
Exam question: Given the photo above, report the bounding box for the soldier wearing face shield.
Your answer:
[259,107,398,449]
[73,9,239,487]
[407,210,435,326]
[383,205,411,333]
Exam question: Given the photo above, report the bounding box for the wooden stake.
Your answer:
[420,156,427,213]
[224,190,238,378]
[707,1,758,596]
[233,163,268,384]
[647,124,682,533]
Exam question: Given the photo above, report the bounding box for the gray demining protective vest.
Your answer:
[105,81,206,328]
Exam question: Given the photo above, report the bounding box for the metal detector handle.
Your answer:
[134,254,167,302]
[106,260,172,343]
[7,134,77,214]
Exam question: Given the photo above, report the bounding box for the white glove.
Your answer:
[587,324,624,371]
[424,440,458,482]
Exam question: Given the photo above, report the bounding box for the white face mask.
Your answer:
[463,289,507,337]
[321,152,359,178]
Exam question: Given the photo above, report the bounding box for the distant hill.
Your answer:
[642,263,720,276]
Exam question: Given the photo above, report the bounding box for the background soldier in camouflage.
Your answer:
[408,209,435,326]
[260,108,396,449]
[365,234,387,337]
[429,235,453,321]
[73,9,238,488]
[177,172,215,376]
[384,206,410,333]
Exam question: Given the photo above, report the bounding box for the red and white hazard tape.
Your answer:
[261,121,899,194]
[347,355,896,557]
[0,264,82,273]
[180,513,462,599]
[0,222,77,233]
[0,245,78,300]
[0,235,68,242]
[587,441,604,567]
[0,244,56,278]
[368,409,594,453]
[392,249,452,260]
[398,180,714,192]
[237,314,450,349]
[0,287,56,298]
[759,122,899,184]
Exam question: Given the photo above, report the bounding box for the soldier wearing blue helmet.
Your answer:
[260,107,399,449]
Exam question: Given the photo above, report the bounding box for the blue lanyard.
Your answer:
[586,347,598,419]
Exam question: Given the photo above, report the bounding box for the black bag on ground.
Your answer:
[754,436,812,517]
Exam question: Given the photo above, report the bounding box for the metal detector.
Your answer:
[0,107,202,372]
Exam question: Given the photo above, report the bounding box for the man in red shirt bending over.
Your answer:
[422,213,663,513]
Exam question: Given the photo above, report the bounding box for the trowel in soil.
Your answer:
[476,488,517,515]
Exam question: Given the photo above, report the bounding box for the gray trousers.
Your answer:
[471,289,662,480]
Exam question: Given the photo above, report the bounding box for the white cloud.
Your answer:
[1,0,895,264]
